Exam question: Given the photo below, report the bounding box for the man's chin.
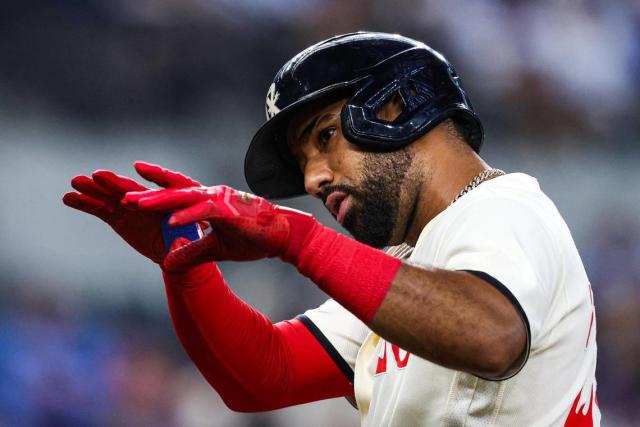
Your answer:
[344,218,393,248]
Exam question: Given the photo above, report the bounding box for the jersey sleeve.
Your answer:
[298,299,371,384]
[412,196,560,376]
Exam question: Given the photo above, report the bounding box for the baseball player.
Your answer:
[63,32,599,426]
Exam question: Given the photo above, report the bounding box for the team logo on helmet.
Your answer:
[265,83,281,119]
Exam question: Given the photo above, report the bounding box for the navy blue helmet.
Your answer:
[245,32,483,199]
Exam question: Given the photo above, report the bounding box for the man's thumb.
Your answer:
[163,234,220,273]
[169,237,192,252]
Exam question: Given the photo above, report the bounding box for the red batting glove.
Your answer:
[122,185,317,266]
[124,184,402,323]
[62,161,202,263]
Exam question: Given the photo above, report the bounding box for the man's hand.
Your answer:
[121,165,400,327]
[63,162,201,263]
[122,184,319,271]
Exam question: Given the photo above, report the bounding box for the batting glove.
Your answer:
[124,175,401,324]
[63,161,202,263]
[122,184,317,270]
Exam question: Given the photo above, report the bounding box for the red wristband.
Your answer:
[292,222,402,323]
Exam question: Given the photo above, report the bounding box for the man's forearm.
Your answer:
[163,263,352,411]
[370,265,527,379]
[164,268,269,411]
[292,227,526,379]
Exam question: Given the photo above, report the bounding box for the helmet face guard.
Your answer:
[245,32,483,199]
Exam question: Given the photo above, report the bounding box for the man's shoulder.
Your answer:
[414,172,567,258]
[436,173,560,229]
[456,172,549,211]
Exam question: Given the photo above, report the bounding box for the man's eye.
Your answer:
[317,127,336,147]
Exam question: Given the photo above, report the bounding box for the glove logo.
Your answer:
[265,83,281,119]
[239,191,255,204]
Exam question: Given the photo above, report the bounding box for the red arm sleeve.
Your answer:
[163,263,353,412]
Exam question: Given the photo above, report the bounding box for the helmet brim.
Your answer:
[244,83,356,199]
[244,107,305,199]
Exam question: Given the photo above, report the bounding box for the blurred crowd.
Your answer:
[0,268,359,427]
[1,0,639,139]
[0,0,639,426]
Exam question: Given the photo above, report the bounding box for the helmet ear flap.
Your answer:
[341,73,407,148]
[341,49,440,150]
[397,80,420,110]
[341,47,481,152]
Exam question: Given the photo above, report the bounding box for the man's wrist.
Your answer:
[290,225,402,323]
[277,207,322,265]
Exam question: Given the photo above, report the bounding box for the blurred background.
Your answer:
[0,0,638,425]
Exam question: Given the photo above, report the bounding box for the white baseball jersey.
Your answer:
[299,173,599,426]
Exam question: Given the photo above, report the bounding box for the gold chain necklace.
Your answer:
[448,168,505,206]
[390,168,506,256]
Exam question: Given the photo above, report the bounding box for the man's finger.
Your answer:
[62,192,113,220]
[168,200,220,226]
[121,189,157,206]
[129,189,205,211]
[134,161,201,189]
[92,170,148,195]
[120,189,182,207]
[71,175,121,202]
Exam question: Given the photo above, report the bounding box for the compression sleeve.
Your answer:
[163,262,353,412]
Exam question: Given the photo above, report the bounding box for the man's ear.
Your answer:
[375,91,405,122]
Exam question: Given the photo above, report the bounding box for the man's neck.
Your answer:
[402,139,490,247]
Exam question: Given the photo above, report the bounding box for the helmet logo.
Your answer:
[265,83,281,119]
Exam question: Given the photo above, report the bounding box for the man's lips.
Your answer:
[325,192,351,224]
[336,195,352,224]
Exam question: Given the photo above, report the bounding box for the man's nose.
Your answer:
[303,156,333,199]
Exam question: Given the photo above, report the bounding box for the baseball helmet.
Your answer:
[245,31,483,199]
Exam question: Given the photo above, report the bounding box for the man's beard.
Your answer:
[341,148,414,248]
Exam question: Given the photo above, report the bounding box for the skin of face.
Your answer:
[287,97,424,248]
